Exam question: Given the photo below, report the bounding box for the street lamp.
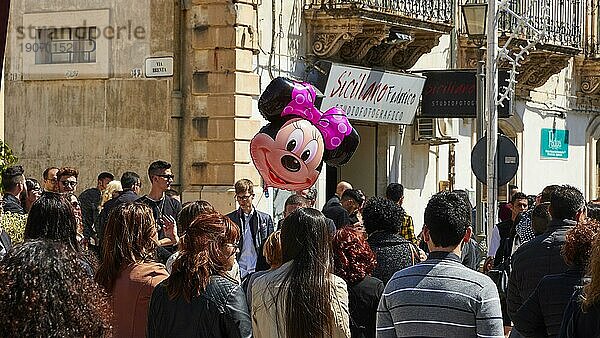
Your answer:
[462,1,488,243]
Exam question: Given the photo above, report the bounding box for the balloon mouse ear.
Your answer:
[323,128,360,167]
[258,77,298,122]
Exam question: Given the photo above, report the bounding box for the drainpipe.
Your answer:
[174,0,188,194]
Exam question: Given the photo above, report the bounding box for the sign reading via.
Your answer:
[540,128,569,159]
[145,57,174,77]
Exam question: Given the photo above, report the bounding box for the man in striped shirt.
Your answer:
[376,191,504,338]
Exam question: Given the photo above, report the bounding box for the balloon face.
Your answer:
[250,118,325,191]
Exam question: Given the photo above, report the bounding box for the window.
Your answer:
[35,27,97,64]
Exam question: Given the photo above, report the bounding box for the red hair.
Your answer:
[332,227,377,284]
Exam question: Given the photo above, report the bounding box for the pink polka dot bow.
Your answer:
[281,81,353,150]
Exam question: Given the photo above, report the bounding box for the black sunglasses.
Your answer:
[156,174,175,180]
[60,181,77,187]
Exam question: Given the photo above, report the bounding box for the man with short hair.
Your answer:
[323,181,352,211]
[226,179,274,280]
[137,161,182,249]
[78,172,114,248]
[2,165,26,214]
[487,191,528,330]
[507,185,586,328]
[42,166,59,192]
[340,189,365,225]
[280,194,336,233]
[97,171,142,253]
[377,191,503,337]
[56,167,79,193]
[385,183,416,243]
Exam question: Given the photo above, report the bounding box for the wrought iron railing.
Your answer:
[584,0,600,57]
[457,0,583,49]
[497,0,583,48]
[305,0,453,25]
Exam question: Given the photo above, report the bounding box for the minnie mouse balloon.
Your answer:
[251,77,360,191]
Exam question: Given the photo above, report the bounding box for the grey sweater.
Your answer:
[376,251,504,338]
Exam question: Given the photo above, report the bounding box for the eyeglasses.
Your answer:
[156,174,175,180]
[60,181,77,187]
[224,242,239,248]
[236,194,254,201]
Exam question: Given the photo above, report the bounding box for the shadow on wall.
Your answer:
[391,126,428,191]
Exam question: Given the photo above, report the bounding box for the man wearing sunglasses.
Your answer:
[226,179,274,280]
[57,167,79,193]
[137,160,181,256]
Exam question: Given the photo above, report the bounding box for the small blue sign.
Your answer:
[540,128,568,159]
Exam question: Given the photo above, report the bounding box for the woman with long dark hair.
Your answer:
[252,208,350,338]
[333,227,383,338]
[95,202,169,338]
[147,212,251,337]
[23,191,98,273]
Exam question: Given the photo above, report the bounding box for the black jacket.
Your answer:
[513,267,588,337]
[508,220,573,320]
[226,208,274,273]
[348,276,384,338]
[147,275,252,338]
[3,193,24,214]
[558,288,600,338]
[78,187,101,239]
[367,231,418,284]
[322,196,352,228]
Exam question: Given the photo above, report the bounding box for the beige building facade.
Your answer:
[4,0,600,236]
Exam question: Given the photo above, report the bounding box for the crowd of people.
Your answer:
[0,161,599,337]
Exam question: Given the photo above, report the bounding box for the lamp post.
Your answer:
[461,2,488,242]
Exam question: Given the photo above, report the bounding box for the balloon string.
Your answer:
[263,184,269,198]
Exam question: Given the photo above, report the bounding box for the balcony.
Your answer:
[575,0,600,104]
[458,0,583,95]
[304,0,454,70]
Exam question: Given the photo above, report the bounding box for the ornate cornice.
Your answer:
[304,8,452,71]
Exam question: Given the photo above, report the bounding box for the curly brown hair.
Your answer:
[0,240,112,337]
[263,230,282,268]
[333,227,377,284]
[166,212,240,302]
[561,219,600,267]
[583,221,600,310]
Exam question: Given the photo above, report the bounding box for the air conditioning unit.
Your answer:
[414,117,436,141]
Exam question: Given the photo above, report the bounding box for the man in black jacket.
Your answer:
[507,185,585,334]
[226,179,274,280]
[2,165,26,215]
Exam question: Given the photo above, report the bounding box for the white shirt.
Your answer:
[238,209,258,279]
[487,225,501,257]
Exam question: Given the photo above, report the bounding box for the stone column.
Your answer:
[182,0,261,212]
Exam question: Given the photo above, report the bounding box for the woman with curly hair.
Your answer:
[513,219,600,336]
[363,196,419,284]
[333,227,384,338]
[0,240,112,337]
[95,202,170,338]
[147,212,251,337]
[252,208,350,338]
[560,221,600,337]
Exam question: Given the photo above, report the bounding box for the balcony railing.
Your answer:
[305,0,453,25]
[497,0,583,49]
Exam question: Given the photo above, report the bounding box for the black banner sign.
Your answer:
[420,70,511,118]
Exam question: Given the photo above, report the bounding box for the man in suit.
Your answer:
[226,179,274,280]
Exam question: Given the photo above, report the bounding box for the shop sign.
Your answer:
[540,128,569,159]
[316,62,426,125]
[420,70,511,118]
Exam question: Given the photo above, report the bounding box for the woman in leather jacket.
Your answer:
[147,212,252,338]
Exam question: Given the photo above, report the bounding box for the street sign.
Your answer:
[471,134,519,186]
[145,57,174,77]
[540,128,568,159]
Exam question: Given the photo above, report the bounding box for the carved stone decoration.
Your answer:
[304,7,453,70]
[581,75,600,95]
[339,26,388,63]
[391,33,442,70]
[516,51,572,92]
[312,31,357,57]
